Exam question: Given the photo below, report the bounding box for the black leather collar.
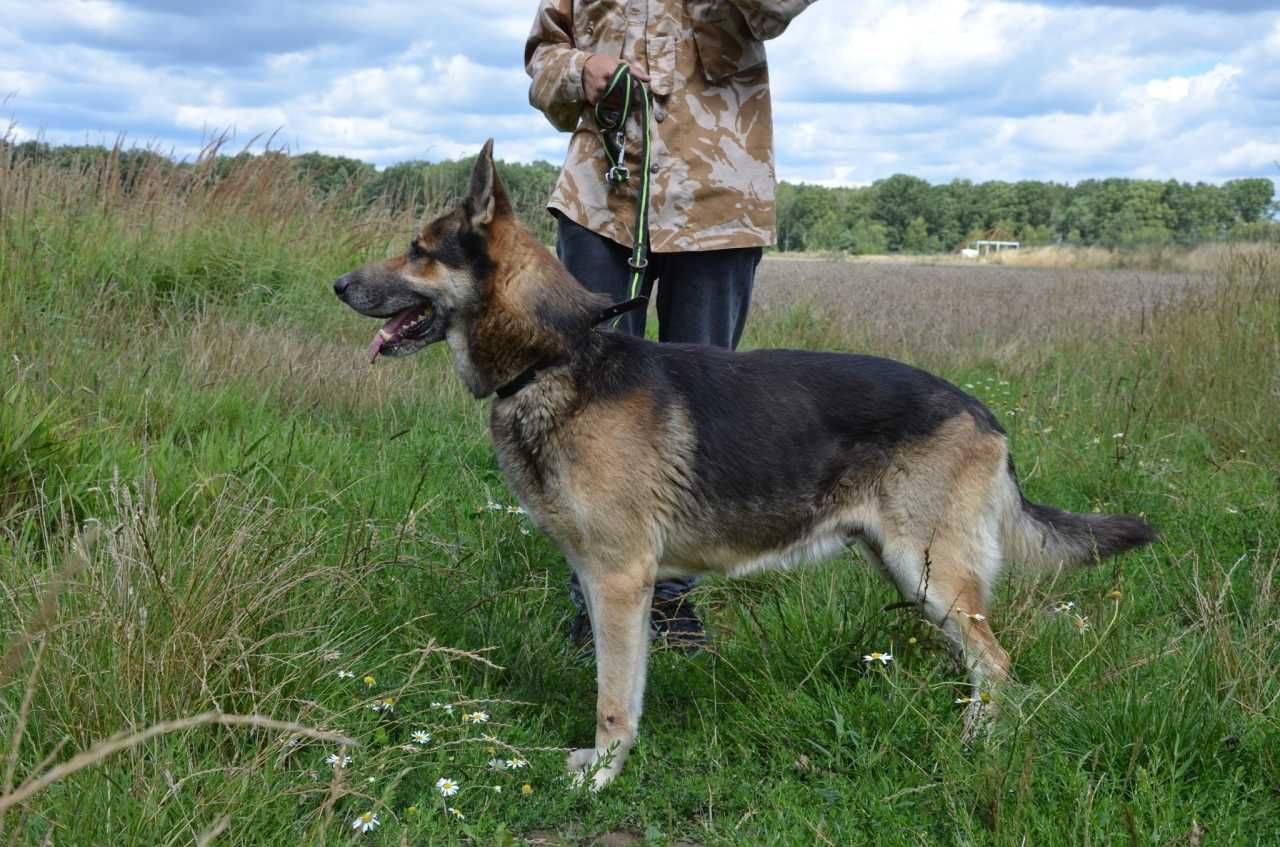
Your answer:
[492,296,648,400]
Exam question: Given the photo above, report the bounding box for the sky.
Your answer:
[1,0,1278,186]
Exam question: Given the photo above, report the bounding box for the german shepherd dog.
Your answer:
[334,141,1156,789]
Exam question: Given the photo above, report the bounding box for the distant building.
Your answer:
[971,240,1020,256]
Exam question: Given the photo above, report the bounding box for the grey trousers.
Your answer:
[555,212,761,609]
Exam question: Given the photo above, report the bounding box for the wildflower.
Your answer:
[462,710,490,724]
[508,758,529,769]
[521,783,534,796]
[1107,589,1123,601]
[862,651,893,665]
[369,698,395,713]
[1091,437,1101,445]
[363,675,376,688]
[961,610,987,623]
[436,777,460,797]
[1052,601,1076,614]
[484,500,503,512]
[520,527,531,536]
[366,776,377,784]
[956,691,992,705]
[449,807,465,820]
[412,730,432,745]
[431,701,455,715]
[1225,506,1239,514]
[488,758,507,770]
[506,505,525,515]
[1072,614,1091,633]
[336,670,355,679]
[907,636,918,645]
[326,753,352,768]
[1113,432,1124,439]
[351,812,380,834]
[493,785,503,793]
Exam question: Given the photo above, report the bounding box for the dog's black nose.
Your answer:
[334,274,351,298]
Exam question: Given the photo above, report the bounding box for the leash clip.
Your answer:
[627,255,649,270]
[606,164,630,185]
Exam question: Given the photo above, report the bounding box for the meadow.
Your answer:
[1,146,1278,846]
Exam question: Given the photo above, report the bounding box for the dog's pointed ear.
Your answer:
[466,138,497,228]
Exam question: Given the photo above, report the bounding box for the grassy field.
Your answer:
[1,147,1278,846]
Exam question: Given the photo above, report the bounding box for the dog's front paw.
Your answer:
[566,747,597,773]
[566,746,623,791]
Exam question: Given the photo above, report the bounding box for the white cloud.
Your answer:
[776,0,1049,97]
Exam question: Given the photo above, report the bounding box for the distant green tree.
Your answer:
[872,174,932,251]
[1223,179,1275,224]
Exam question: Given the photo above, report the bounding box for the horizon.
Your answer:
[8,136,1278,196]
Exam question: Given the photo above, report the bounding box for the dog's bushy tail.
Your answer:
[998,460,1157,571]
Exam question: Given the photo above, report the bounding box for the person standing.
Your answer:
[525,0,817,652]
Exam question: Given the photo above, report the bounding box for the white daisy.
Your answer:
[449,806,465,820]
[336,670,355,679]
[351,812,379,833]
[862,651,893,665]
[505,505,525,515]
[436,777,460,797]
[508,758,529,769]
[487,758,507,770]
[1052,601,1076,614]
[326,753,352,768]
[412,730,432,745]
[485,500,503,512]
[462,710,490,724]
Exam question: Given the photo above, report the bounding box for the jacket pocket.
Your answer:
[687,0,767,82]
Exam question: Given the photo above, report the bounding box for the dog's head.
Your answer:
[335,139,607,397]
[334,138,507,366]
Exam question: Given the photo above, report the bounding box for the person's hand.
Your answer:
[582,53,650,105]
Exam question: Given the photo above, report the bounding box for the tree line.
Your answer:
[7,140,1276,253]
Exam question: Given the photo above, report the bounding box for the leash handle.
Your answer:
[594,63,654,325]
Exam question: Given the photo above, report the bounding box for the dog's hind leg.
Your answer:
[880,529,1010,738]
[567,561,656,791]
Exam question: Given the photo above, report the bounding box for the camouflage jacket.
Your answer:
[525,0,816,253]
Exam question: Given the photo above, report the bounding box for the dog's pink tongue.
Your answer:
[368,308,416,364]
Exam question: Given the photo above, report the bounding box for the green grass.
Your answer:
[1,148,1278,846]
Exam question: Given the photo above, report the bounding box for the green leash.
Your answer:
[594,63,655,322]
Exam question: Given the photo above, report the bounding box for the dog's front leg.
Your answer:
[567,565,655,791]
